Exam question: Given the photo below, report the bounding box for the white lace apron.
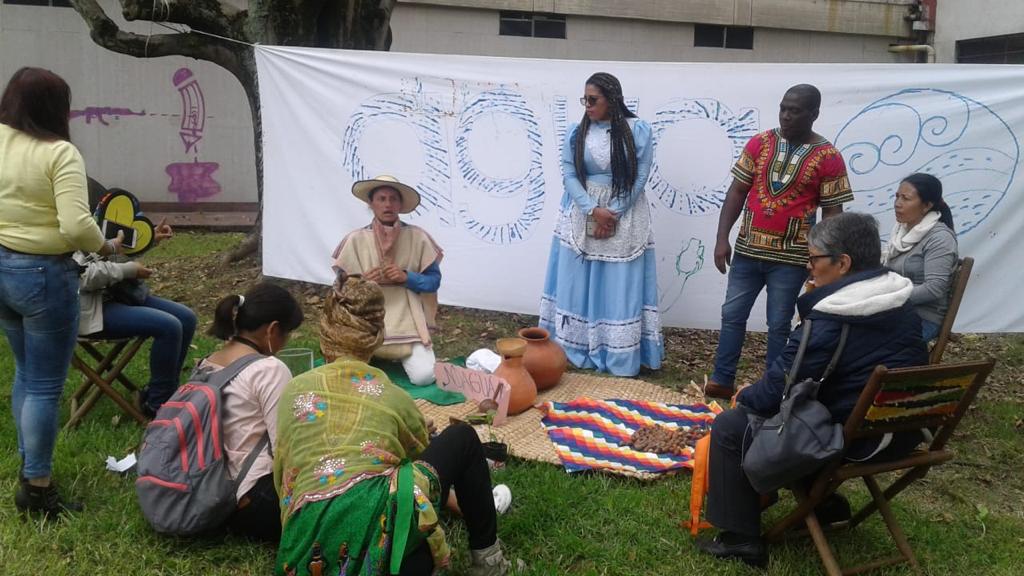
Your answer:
[558,122,651,262]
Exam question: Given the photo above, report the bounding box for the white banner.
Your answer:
[256,46,1024,332]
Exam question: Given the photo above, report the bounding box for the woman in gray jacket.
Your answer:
[74,214,196,417]
[883,173,958,341]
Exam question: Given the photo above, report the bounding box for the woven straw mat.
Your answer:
[415,372,703,466]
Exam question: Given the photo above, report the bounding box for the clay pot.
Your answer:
[493,337,537,416]
[517,327,567,391]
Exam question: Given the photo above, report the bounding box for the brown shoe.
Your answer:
[703,381,735,400]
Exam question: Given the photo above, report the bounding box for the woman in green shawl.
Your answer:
[274,273,514,576]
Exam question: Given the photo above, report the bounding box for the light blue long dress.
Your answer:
[539,119,664,377]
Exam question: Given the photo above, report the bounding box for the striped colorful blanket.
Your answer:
[539,398,721,477]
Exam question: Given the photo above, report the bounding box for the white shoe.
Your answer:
[492,484,512,515]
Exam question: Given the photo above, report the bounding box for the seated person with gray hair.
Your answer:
[696,212,928,567]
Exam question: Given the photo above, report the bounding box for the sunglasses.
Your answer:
[579,95,602,107]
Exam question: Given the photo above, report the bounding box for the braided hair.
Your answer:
[573,72,639,200]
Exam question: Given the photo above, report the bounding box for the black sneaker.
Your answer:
[696,532,768,568]
[14,482,83,520]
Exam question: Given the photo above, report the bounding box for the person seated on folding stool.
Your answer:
[197,282,304,541]
[74,216,196,417]
[696,213,928,568]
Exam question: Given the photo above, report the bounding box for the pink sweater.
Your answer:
[200,356,292,498]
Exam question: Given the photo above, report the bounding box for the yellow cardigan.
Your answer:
[0,123,104,255]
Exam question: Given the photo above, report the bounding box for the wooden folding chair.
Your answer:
[763,359,995,576]
[929,256,974,364]
[64,336,150,429]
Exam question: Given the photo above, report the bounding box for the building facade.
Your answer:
[933,0,1024,63]
[391,0,922,63]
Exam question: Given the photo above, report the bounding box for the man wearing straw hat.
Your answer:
[332,175,443,386]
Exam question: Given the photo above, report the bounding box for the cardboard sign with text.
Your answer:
[434,363,511,426]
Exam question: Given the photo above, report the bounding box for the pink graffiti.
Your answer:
[70,107,146,126]
[166,160,221,203]
[173,68,206,153]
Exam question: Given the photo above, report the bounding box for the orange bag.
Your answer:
[687,432,713,535]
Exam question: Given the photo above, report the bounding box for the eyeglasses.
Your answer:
[580,95,601,107]
[808,254,835,264]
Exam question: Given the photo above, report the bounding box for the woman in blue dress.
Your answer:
[539,72,663,377]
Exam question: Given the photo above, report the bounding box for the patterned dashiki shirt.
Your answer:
[731,128,854,266]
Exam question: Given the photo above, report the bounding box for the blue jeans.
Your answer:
[0,246,80,479]
[94,295,197,411]
[921,318,940,342]
[711,253,808,388]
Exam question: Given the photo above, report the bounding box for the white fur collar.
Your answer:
[813,271,913,317]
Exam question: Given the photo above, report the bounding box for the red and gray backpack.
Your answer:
[136,354,269,536]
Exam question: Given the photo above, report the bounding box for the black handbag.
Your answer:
[741,319,849,494]
[107,278,150,306]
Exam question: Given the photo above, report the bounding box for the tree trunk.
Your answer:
[70,0,398,265]
[222,52,263,264]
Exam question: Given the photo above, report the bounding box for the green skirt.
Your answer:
[276,465,446,576]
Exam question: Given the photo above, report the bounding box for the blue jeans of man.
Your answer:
[711,253,808,389]
[94,295,197,411]
[0,246,80,479]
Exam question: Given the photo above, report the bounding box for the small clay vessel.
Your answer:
[517,327,567,390]
[493,337,537,415]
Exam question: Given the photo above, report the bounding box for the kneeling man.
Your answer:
[332,175,443,385]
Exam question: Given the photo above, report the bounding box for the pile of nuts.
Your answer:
[629,424,708,455]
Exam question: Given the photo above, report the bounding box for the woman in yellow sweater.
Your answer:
[0,67,122,519]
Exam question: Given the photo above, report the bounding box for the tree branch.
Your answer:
[119,0,238,39]
[71,0,246,77]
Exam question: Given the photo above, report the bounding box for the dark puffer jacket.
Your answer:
[738,268,928,425]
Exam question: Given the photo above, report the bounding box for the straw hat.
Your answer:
[351,175,421,214]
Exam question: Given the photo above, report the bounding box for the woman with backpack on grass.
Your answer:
[197,282,304,540]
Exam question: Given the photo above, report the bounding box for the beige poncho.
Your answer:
[332,221,442,360]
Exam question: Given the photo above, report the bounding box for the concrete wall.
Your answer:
[399,0,917,37]
[391,3,914,63]
[933,0,1024,63]
[0,1,257,204]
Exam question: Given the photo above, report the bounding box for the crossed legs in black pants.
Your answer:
[400,422,501,576]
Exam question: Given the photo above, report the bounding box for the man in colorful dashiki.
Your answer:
[705,85,854,400]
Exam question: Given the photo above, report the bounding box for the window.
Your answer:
[694,24,754,50]
[957,33,1024,64]
[499,11,566,39]
[3,0,73,5]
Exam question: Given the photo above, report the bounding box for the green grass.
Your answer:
[0,232,1021,575]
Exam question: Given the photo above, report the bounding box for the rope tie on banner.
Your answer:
[152,21,259,48]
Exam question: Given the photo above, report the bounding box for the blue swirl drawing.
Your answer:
[647,99,758,216]
[834,88,1018,235]
[341,79,454,226]
[455,87,545,244]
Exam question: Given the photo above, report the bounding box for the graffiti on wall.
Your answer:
[166,67,220,202]
[70,107,146,125]
[70,67,221,203]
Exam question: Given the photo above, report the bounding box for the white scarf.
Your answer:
[883,211,940,265]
